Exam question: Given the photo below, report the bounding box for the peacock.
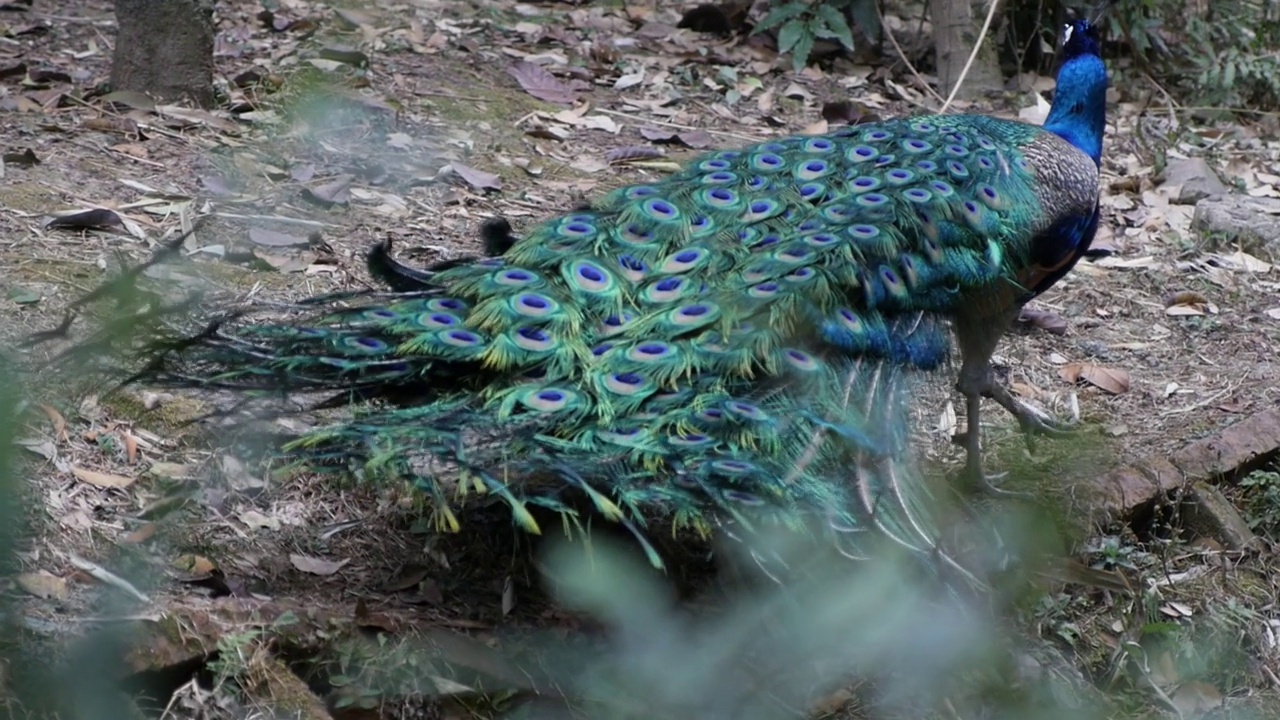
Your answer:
[84,16,1108,575]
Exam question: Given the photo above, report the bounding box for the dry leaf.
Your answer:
[302,176,353,206]
[121,523,157,544]
[17,571,67,600]
[38,403,66,442]
[290,554,350,576]
[248,227,311,247]
[449,162,502,191]
[1058,363,1130,395]
[506,61,579,105]
[238,509,280,530]
[147,462,195,479]
[1210,250,1272,273]
[1018,307,1068,335]
[1166,290,1205,305]
[71,465,135,489]
[123,432,138,464]
[174,554,217,575]
[606,146,664,163]
[1162,289,1217,316]
[17,438,56,460]
[1009,382,1040,398]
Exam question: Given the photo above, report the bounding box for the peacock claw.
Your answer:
[955,368,1068,500]
[964,466,1033,499]
[987,381,1074,438]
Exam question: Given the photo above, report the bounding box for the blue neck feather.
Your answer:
[1043,54,1108,166]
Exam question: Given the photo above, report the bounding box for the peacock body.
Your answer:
[116,20,1108,573]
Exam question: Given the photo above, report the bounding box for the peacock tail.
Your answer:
[102,19,1108,575]
[129,115,1095,567]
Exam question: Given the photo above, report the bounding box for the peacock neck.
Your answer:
[1042,55,1107,167]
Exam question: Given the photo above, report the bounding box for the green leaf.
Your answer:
[816,4,856,50]
[790,30,816,72]
[810,17,839,40]
[754,2,807,33]
[777,18,808,54]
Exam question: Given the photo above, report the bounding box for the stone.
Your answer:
[1163,157,1229,204]
[1192,195,1280,260]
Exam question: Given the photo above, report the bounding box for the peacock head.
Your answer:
[1043,4,1112,163]
[1061,0,1116,60]
[1061,18,1103,60]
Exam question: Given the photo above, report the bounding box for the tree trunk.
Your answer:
[111,0,215,107]
[847,0,883,63]
[929,0,1003,101]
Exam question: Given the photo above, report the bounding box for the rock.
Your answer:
[1183,482,1258,551]
[1162,157,1229,204]
[1192,195,1280,259]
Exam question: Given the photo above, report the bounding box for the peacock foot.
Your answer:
[954,369,1068,500]
[987,381,1077,445]
[959,450,1034,499]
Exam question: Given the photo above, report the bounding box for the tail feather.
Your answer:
[63,244,965,574]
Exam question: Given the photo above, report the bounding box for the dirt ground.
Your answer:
[3,0,1280,717]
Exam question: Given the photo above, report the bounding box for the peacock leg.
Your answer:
[952,309,1037,498]
[956,365,1031,498]
[954,315,1076,496]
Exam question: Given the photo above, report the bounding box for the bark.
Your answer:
[929,0,1004,100]
[111,0,216,107]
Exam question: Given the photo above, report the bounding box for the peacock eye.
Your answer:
[1063,24,1074,42]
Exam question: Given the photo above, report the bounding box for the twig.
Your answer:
[66,137,168,169]
[67,554,153,604]
[939,0,1003,114]
[875,2,946,105]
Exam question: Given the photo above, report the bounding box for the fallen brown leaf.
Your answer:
[448,162,502,192]
[175,554,217,575]
[38,403,66,442]
[123,432,138,463]
[290,554,349,576]
[1018,307,1068,335]
[606,146,664,163]
[121,523,157,544]
[1009,381,1041,399]
[507,61,580,105]
[17,571,67,600]
[71,465,135,489]
[1058,363,1130,395]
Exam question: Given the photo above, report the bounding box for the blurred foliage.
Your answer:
[1106,0,1280,110]
[752,0,1280,111]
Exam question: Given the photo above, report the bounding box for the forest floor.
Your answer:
[2,0,1280,718]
